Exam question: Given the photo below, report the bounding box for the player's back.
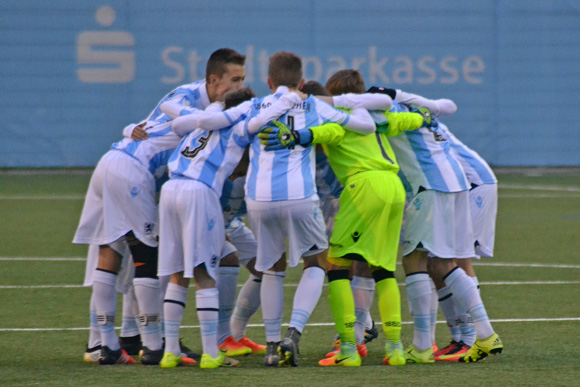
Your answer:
[168,122,250,198]
[245,87,351,202]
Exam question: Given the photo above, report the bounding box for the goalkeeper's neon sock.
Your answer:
[459,333,503,363]
[318,343,361,367]
[327,274,357,346]
[376,277,402,343]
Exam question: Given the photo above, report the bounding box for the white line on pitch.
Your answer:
[2,258,580,270]
[1,317,579,332]
[500,184,580,192]
[2,280,579,290]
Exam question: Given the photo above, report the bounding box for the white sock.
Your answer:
[93,270,120,350]
[88,291,100,349]
[134,277,163,351]
[231,274,261,341]
[460,276,479,346]
[444,267,494,340]
[429,279,438,346]
[289,266,325,333]
[351,276,375,345]
[405,273,432,351]
[261,271,286,342]
[437,286,462,343]
[120,286,140,338]
[163,283,189,356]
[216,266,240,344]
[196,288,220,358]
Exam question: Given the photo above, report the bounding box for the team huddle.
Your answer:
[74,48,503,369]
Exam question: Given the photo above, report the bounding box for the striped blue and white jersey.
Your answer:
[112,121,182,180]
[437,123,497,186]
[167,116,251,198]
[145,80,211,124]
[243,86,356,202]
[377,101,470,195]
[220,176,248,227]
[316,150,343,200]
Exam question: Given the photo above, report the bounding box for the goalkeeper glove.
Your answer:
[257,120,313,151]
[366,86,397,99]
[408,104,438,128]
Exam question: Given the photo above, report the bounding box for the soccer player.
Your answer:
[73,48,247,365]
[158,86,294,368]
[370,87,504,363]
[432,122,498,361]
[258,69,437,367]
[243,53,393,368]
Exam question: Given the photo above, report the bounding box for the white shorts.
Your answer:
[470,184,497,258]
[246,196,328,272]
[73,150,158,247]
[402,189,475,259]
[229,222,258,265]
[319,195,341,237]
[83,241,134,294]
[158,179,224,279]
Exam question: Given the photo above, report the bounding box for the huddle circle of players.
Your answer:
[74,48,503,368]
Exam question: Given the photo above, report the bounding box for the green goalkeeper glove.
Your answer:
[257,120,313,151]
[409,104,438,128]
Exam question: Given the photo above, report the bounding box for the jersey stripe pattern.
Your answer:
[145,80,210,124]
[111,121,182,180]
[437,123,497,186]
[167,116,251,198]
[244,86,352,202]
[111,81,211,181]
[384,101,470,194]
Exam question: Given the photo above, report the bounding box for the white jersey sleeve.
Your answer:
[395,90,457,116]
[333,93,392,111]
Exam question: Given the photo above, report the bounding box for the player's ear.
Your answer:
[298,79,305,90]
[267,78,275,92]
[208,73,218,86]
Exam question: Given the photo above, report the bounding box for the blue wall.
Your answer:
[1,1,578,167]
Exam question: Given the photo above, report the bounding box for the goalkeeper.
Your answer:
[259,70,437,367]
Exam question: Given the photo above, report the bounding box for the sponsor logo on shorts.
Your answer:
[351,231,362,243]
[476,196,483,208]
[130,186,140,198]
[144,222,154,235]
[210,255,218,268]
[412,197,423,210]
[208,218,215,231]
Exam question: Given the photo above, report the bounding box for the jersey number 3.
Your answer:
[181,132,213,158]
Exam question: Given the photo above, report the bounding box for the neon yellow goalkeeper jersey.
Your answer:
[310,111,423,186]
